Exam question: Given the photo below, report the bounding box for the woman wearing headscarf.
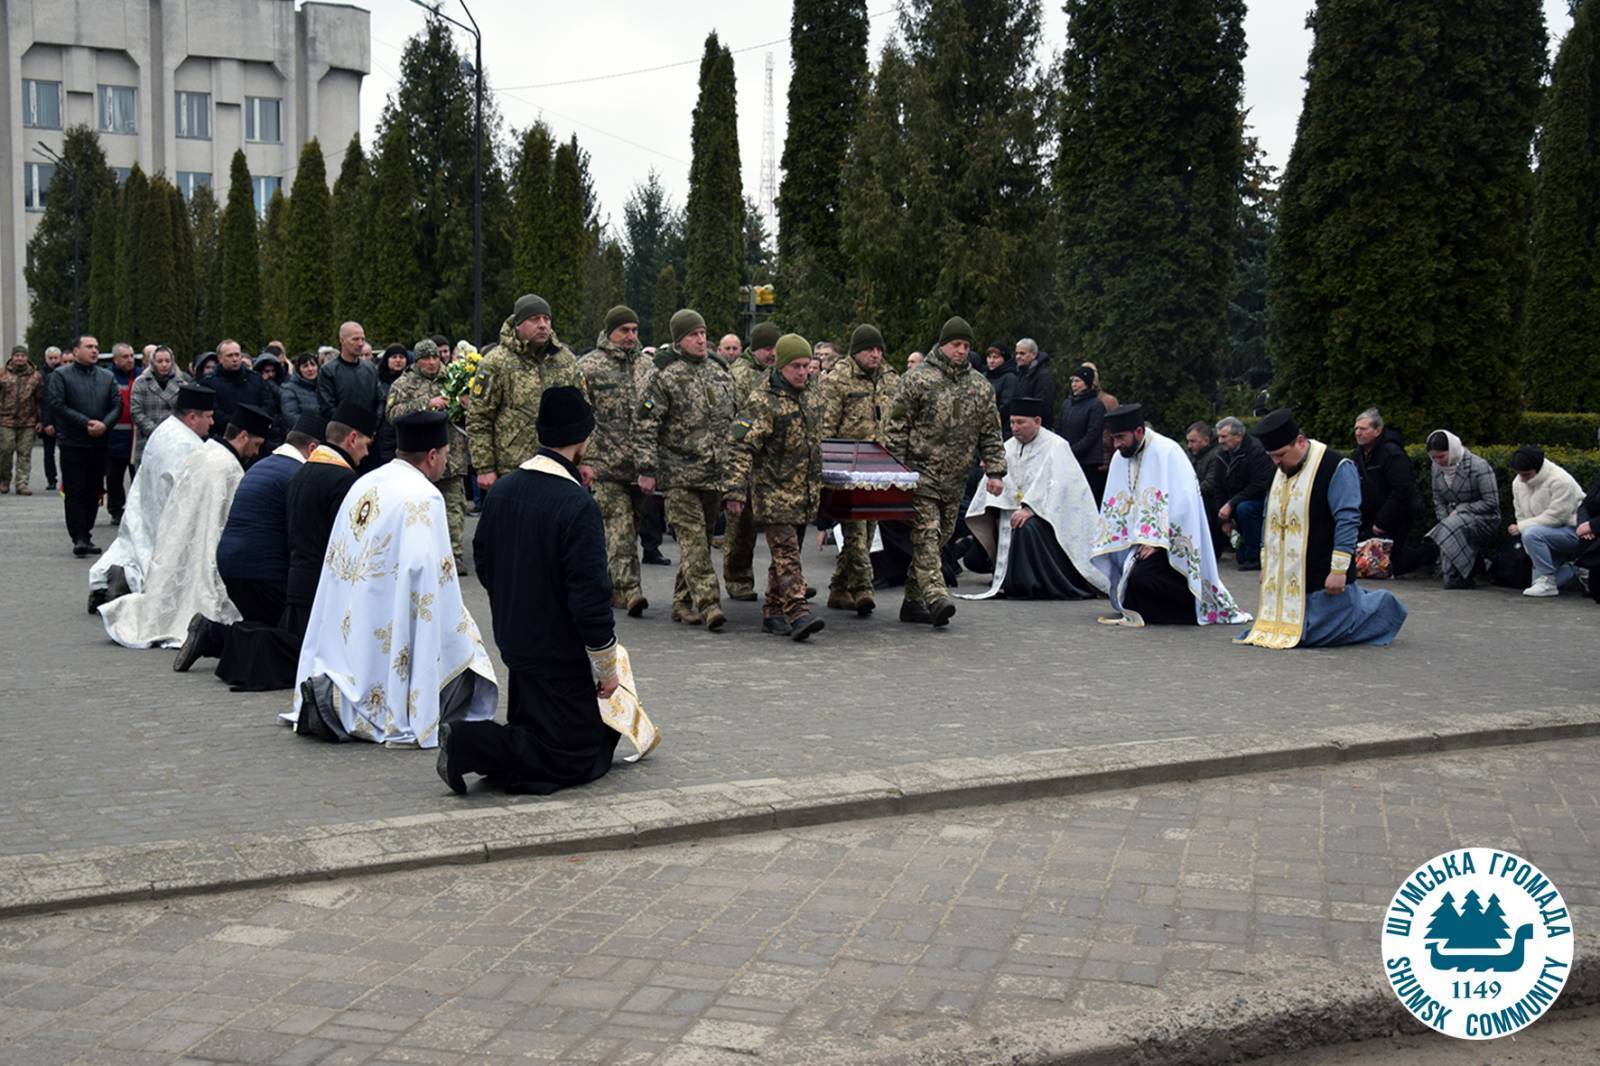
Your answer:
[1424,429,1500,589]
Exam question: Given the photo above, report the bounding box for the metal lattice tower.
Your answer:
[759,51,778,231]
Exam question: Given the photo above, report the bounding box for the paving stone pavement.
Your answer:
[0,739,1596,1065]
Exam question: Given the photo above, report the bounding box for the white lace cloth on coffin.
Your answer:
[283,459,498,748]
[99,439,245,647]
[819,468,920,490]
[89,417,203,593]
[960,428,1109,600]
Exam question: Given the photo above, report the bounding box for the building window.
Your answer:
[98,85,137,134]
[245,96,281,144]
[23,79,63,129]
[253,175,281,217]
[112,167,132,185]
[25,162,57,211]
[177,171,213,201]
[175,91,211,140]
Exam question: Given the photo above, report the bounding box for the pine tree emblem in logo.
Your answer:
[1381,848,1574,1039]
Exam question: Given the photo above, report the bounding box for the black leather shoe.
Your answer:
[929,598,956,627]
[436,722,467,795]
[87,587,107,614]
[763,616,792,636]
[1443,574,1476,590]
[73,540,90,557]
[789,614,825,642]
[173,613,214,672]
[105,565,131,602]
[82,541,101,555]
[899,599,932,624]
[643,550,672,566]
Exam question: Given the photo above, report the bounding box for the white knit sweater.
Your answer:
[1512,459,1583,529]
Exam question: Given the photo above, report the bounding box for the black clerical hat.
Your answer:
[176,383,214,412]
[231,404,273,438]
[1105,403,1144,433]
[537,386,595,447]
[1011,397,1047,419]
[332,401,380,439]
[291,412,326,441]
[395,410,450,452]
[1252,408,1301,451]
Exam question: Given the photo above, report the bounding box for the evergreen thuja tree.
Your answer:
[330,135,372,326]
[623,171,682,343]
[651,264,680,346]
[114,165,151,343]
[190,183,223,351]
[366,120,424,345]
[1225,131,1278,384]
[131,176,181,352]
[219,150,262,348]
[546,139,588,329]
[168,181,198,357]
[259,189,291,346]
[284,139,334,352]
[22,125,112,353]
[510,122,555,305]
[684,33,744,336]
[87,186,120,342]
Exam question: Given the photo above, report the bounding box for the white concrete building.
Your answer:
[1,0,370,347]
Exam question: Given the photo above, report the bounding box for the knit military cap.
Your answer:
[670,308,707,344]
[604,305,639,334]
[413,338,439,361]
[849,324,885,355]
[939,316,974,345]
[774,333,811,370]
[749,321,781,351]
[512,293,552,326]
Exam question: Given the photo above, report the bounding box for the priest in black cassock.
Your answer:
[174,401,378,689]
[437,386,624,795]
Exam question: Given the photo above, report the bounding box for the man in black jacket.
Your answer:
[316,321,383,469]
[44,335,121,555]
[439,386,624,796]
[1013,339,1057,417]
[1216,416,1275,569]
[209,340,277,442]
[1352,408,1424,573]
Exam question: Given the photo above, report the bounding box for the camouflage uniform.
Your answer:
[465,316,585,476]
[0,360,44,491]
[722,349,774,598]
[725,369,822,622]
[817,354,901,602]
[636,350,738,615]
[579,335,654,606]
[387,364,470,563]
[884,347,1006,608]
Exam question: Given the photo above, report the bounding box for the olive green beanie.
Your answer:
[670,308,706,345]
[603,305,639,334]
[774,333,811,370]
[938,316,974,345]
[849,324,885,355]
[748,321,781,351]
[513,293,552,326]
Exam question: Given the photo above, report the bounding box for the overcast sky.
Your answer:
[359,1,1577,242]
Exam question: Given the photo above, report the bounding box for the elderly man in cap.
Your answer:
[440,387,627,794]
[884,315,1006,627]
[1090,404,1248,628]
[100,404,273,648]
[289,410,498,746]
[636,308,739,630]
[723,320,782,602]
[388,338,471,564]
[1237,409,1407,647]
[468,293,586,485]
[88,383,215,610]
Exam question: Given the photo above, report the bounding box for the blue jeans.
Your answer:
[1235,497,1265,564]
[1521,524,1581,586]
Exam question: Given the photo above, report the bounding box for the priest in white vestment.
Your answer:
[960,398,1108,600]
[1090,404,1251,628]
[88,384,214,607]
[99,404,273,648]
[288,410,498,749]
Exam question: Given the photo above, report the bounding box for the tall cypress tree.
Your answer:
[131,176,181,352]
[651,263,680,345]
[684,33,744,336]
[87,186,120,342]
[259,189,291,346]
[623,171,683,342]
[1057,0,1245,428]
[190,183,223,351]
[330,135,372,327]
[283,139,334,353]
[113,165,151,343]
[546,139,588,330]
[1269,0,1546,442]
[600,240,627,321]
[23,125,112,353]
[1224,131,1278,383]
[1523,0,1600,410]
[366,120,424,345]
[169,182,198,358]
[219,150,262,348]
[778,0,869,341]
[511,122,555,304]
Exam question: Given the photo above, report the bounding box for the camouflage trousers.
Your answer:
[762,524,808,621]
[723,497,758,597]
[665,487,724,613]
[594,480,647,599]
[904,494,961,606]
[830,519,876,596]
[437,476,466,565]
[0,426,35,488]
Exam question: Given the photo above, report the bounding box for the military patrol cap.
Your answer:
[290,412,327,440]
[670,308,706,345]
[332,400,380,439]
[604,305,639,334]
[395,410,450,452]
[1012,397,1047,419]
[537,385,595,447]
[1251,408,1302,451]
[774,334,811,370]
[230,404,274,439]
[849,324,884,355]
[938,316,974,345]
[749,321,781,351]
[513,293,552,326]
[176,383,214,412]
[1105,403,1145,434]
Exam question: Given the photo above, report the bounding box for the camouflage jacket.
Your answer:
[465,315,585,475]
[725,370,821,526]
[386,365,469,477]
[817,354,899,445]
[884,347,1006,501]
[730,351,770,410]
[578,337,653,484]
[635,352,737,492]
[0,363,43,427]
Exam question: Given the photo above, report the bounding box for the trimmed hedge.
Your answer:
[1517,412,1600,450]
[1406,444,1600,545]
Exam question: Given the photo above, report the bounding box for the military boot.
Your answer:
[826,589,856,612]
[671,604,703,625]
[854,591,876,618]
[899,598,933,624]
[929,598,956,627]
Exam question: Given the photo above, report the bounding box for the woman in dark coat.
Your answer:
[1055,364,1107,500]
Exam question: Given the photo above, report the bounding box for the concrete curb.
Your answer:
[3,707,1598,920]
[841,932,1600,1065]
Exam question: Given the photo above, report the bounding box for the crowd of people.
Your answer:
[4,293,1596,798]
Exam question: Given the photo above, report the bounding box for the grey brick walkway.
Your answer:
[3,484,1598,859]
[1,740,1596,1065]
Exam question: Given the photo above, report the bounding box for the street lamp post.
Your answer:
[35,142,82,338]
[408,0,483,347]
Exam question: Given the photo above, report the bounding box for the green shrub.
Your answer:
[1406,444,1600,545]
[1515,412,1600,450]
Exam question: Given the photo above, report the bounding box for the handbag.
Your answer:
[1354,538,1393,579]
[1489,540,1533,589]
